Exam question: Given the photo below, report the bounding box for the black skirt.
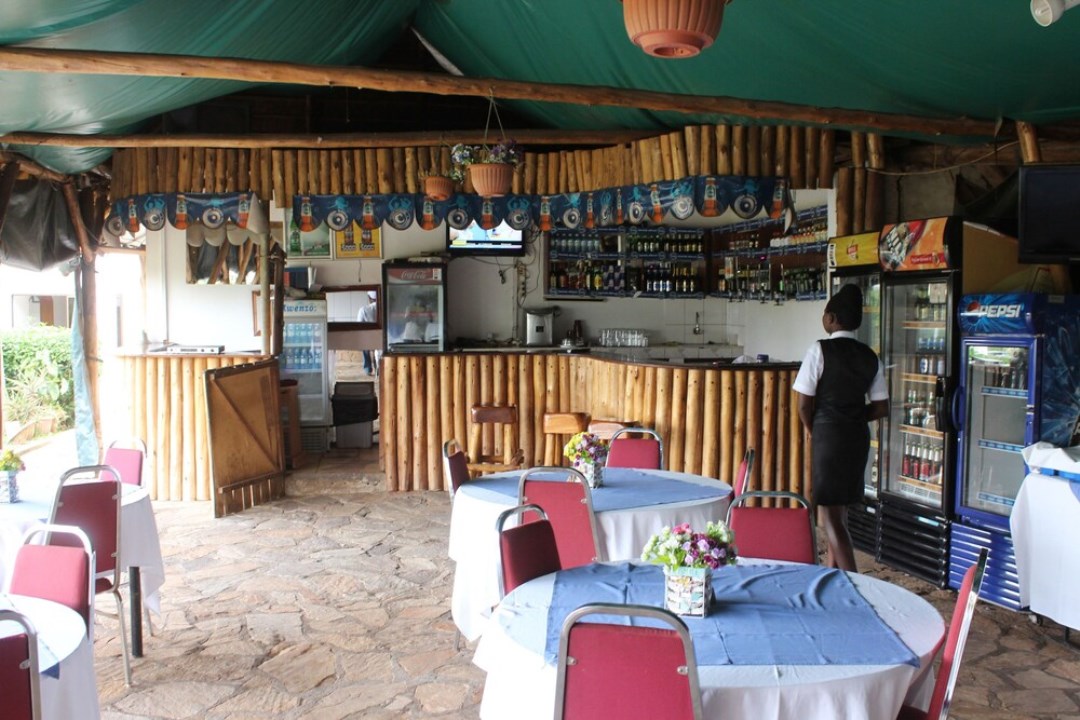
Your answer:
[811,420,870,507]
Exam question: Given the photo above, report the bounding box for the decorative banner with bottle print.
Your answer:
[106,192,265,237]
[106,176,786,238]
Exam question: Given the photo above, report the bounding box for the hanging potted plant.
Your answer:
[419,165,463,202]
[451,140,523,197]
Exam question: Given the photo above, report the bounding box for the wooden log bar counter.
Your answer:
[116,352,266,501]
[381,351,811,496]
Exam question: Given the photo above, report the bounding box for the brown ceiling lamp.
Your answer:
[623,0,730,58]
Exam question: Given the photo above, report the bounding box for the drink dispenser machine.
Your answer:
[525,307,556,346]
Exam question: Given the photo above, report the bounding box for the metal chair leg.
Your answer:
[113,588,133,686]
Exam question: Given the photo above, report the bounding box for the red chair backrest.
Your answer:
[556,604,702,720]
[10,544,93,629]
[442,441,470,498]
[0,619,34,720]
[606,438,662,469]
[924,548,987,720]
[520,474,599,568]
[726,492,817,565]
[499,519,562,595]
[52,468,121,579]
[733,447,755,497]
[103,446,143,487]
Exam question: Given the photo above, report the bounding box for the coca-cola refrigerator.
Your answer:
[950,293,1080,609]
[827,231,882,553]
[876,217,1055,588]
[383,261,447,354]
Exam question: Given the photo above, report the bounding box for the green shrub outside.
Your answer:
[1,326,75,430]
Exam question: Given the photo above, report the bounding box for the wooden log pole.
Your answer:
[836,165,853,236]
[774,126,790,179]
[731,125,746,177]
[818,129,836,189]
[747,125,762,178]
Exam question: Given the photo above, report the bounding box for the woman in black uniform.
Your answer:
[793,284,889,571]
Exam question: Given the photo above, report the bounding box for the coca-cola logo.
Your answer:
[398,269,432,281]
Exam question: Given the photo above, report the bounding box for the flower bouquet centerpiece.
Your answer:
[451,140,523,197]
[0,448,25,503]
[563,431,609,489]
[641,521,738,616]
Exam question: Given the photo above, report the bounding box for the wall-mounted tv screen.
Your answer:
[1019,164,1080,262]
[446,220,525,256]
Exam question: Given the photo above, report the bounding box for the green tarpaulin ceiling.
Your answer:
[2,0,1079,174]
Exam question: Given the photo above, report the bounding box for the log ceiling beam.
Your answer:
[0,150,70,182]
[0,46,1002,140]
[0,127,657,150]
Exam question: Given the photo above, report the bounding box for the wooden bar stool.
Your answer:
[467,404,525,477]
[542,412,591,466]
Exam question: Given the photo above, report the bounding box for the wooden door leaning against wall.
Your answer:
[204,358,286,517]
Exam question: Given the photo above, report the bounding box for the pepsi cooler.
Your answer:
[951,293,1080,609]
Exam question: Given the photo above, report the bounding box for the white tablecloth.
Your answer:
[449,468,731,641]
[0,476,166,614]
[1011,471,1080,630]
[474,565,943,720]
[1,593,101,720]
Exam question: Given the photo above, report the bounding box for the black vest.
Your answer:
[815,337,880,425]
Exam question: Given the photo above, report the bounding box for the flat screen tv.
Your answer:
[1019,164,1080,262]
[446,220,525,257]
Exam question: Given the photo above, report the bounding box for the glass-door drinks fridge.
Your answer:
[281,299,330,425]
[951,293,1080,609]
[827,231,882,553]
[880,274,953,586]
[383,261,447,354]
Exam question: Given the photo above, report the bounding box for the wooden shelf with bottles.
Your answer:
[544,226,710,299]
[709,205,829,301]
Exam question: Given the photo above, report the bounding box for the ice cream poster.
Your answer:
[879,217,951,271]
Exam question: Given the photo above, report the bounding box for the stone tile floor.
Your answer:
[22,435,1080,718]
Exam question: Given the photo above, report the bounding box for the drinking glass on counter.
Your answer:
[599,329,649,347]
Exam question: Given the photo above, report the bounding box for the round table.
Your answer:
[474,562,945,720]
[0,593,101,720]
[449,467,731,641]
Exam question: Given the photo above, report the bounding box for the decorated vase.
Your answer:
[0,471,20,503]
[573,461,604,489]
[663,565,712,616]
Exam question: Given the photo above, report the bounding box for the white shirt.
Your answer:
[792,330,888,400]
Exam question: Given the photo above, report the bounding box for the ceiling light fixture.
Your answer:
[623,0,731,59]
[1031,0,1080,26]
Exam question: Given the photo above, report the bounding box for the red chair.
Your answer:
[897,547,988,720]
[554,603,703,720]
[518,466,601,569]
[495,503,562,597]
[0,609,42,720]
[9,524,95,631]
[103,437,147,487]
[732,447,755,497]
[50,464,132,686]
[606,427,664,470]
[442,439,470,500]
[725,490,818,565]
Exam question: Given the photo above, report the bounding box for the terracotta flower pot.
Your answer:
[469,162,514,197]
[623,0,727,58]
[424,175,454,201]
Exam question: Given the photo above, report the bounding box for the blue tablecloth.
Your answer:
[460,468,727,513]
[501,562,918,669]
